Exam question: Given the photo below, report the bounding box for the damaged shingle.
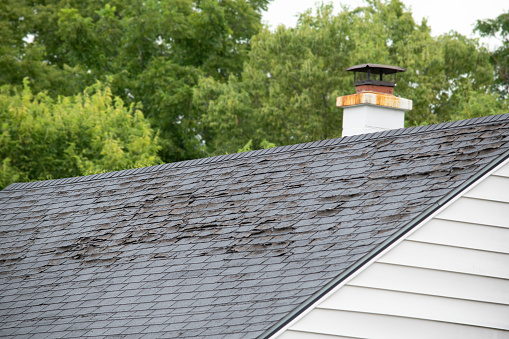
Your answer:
[2,114,509,338]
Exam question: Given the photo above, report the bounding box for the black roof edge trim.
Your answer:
[258,148,509,339]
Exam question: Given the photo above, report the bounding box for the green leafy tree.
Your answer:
[0,0,270,163]
[0,80,161,190]
[0,0,82,96]
[475,11,509,99]
[195,0,504,155]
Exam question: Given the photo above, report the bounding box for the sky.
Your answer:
[262,0,508,50]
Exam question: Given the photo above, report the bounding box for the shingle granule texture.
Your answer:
[1,114,509,338]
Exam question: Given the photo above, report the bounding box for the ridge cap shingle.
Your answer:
[4,113,509,191]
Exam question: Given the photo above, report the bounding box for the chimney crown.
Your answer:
[338,63,411,137]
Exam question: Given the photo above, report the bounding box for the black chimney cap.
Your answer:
[345,64,406,87]
[345,64,406,74]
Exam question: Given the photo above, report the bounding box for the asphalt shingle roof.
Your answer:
[2,114,509,338]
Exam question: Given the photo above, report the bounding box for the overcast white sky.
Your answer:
[262,0,508,49]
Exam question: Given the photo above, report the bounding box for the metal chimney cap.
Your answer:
[346,64,406,89]
[345,64,406,74]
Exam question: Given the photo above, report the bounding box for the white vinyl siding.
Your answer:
[279,309,508,339]
[273,160,509,339]
[378,241,509,279]
[406,218,509,254]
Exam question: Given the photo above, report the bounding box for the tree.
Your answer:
[0,0,270,163]
[475,11,509,99]
[0,80,161,190]
[195,0,504,155]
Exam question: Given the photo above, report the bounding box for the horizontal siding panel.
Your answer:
[278,330,359,339]
[290,308,507,339]
[464,175,509,203]
[318,286,509,330]
[378,241,509,279]
[407,219,509,254]
[436,197,509,228]
[494,162,509,178]
[348,263,509,305]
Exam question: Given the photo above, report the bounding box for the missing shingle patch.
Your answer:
[0,256,24,265]
[320,193,362,202]
[317,208,340,217]
[225,240,292,255]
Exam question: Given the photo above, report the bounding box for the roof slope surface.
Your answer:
[1,114,509,338]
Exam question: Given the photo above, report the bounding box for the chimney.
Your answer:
[337,64,412,137]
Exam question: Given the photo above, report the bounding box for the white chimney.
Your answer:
[337,64,412,137]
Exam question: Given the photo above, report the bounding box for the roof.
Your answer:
[1,114,509,338]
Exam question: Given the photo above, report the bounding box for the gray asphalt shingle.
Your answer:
[2,115,509,338]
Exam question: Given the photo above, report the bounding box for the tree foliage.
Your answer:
[0,80,161,190]
[196,0,507,155]
[475,10,509,99]
[0,0,270,162]
[1,0,508,180]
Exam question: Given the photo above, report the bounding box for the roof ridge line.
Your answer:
[4,113,509,191]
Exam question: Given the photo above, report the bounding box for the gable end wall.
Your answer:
[272,159,509,339]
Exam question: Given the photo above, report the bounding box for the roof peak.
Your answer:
[4,113,509,191]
